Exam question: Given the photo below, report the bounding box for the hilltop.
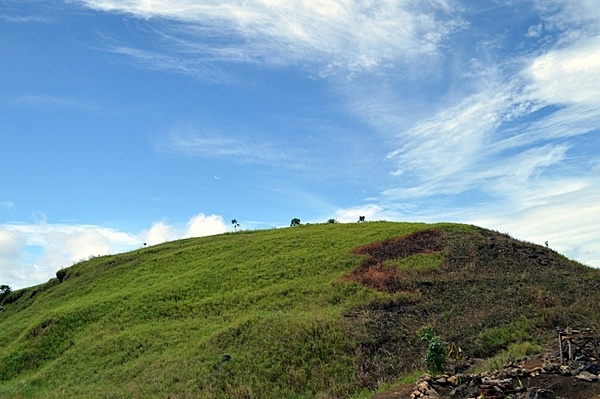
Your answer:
[0,222,599,398]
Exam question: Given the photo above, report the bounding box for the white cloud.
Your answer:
[185,213,228,238]
[528,36,600,105]
[526,23,543,38]
[0,230,24,259]
[143,221,177,246]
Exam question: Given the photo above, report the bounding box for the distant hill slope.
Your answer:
[1,222,599,399]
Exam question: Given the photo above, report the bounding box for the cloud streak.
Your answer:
[156,127,290,165]
[5,94,99,111]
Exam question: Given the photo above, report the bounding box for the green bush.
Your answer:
[0,285,11,302]
[56,269,67,283]
[417,326,446,375]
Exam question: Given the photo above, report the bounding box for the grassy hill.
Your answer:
[1,221,599,398]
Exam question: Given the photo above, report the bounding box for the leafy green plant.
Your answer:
[417,326,446,375]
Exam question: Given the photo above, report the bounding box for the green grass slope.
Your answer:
[0,222,599,399]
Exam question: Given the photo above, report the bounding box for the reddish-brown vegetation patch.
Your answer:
[344,229,445,293]
[353,229,444,261]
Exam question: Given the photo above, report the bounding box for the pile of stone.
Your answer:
[408,356,600,399]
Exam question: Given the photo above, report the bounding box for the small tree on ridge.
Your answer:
[0,285,11,301]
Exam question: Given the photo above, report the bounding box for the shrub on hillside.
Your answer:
[0,285,11,302]
[56,269,67,283]
[417,326,447,375]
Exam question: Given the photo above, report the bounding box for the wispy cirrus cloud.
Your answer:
[535,0,600,33]
[384,4,600,198]
[72,0,464,79]
[97,37,235,83]
[156,126,298,167]
[6,94,99,111]
[0,14,51,23]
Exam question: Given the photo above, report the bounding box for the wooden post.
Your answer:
[558,329,564,364]
[568,340,573,361]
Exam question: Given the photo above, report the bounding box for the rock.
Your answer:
[416,381,431,392]
[434,377,446,384]
[507,367,525,377]
[559,365,571,376]
[529,366,543,375]
[447,375,459,386]
[481,377,512,385]
[542,363,560,374]
[576,371,598,382]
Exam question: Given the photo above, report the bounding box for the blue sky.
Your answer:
[2,0,600,289]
